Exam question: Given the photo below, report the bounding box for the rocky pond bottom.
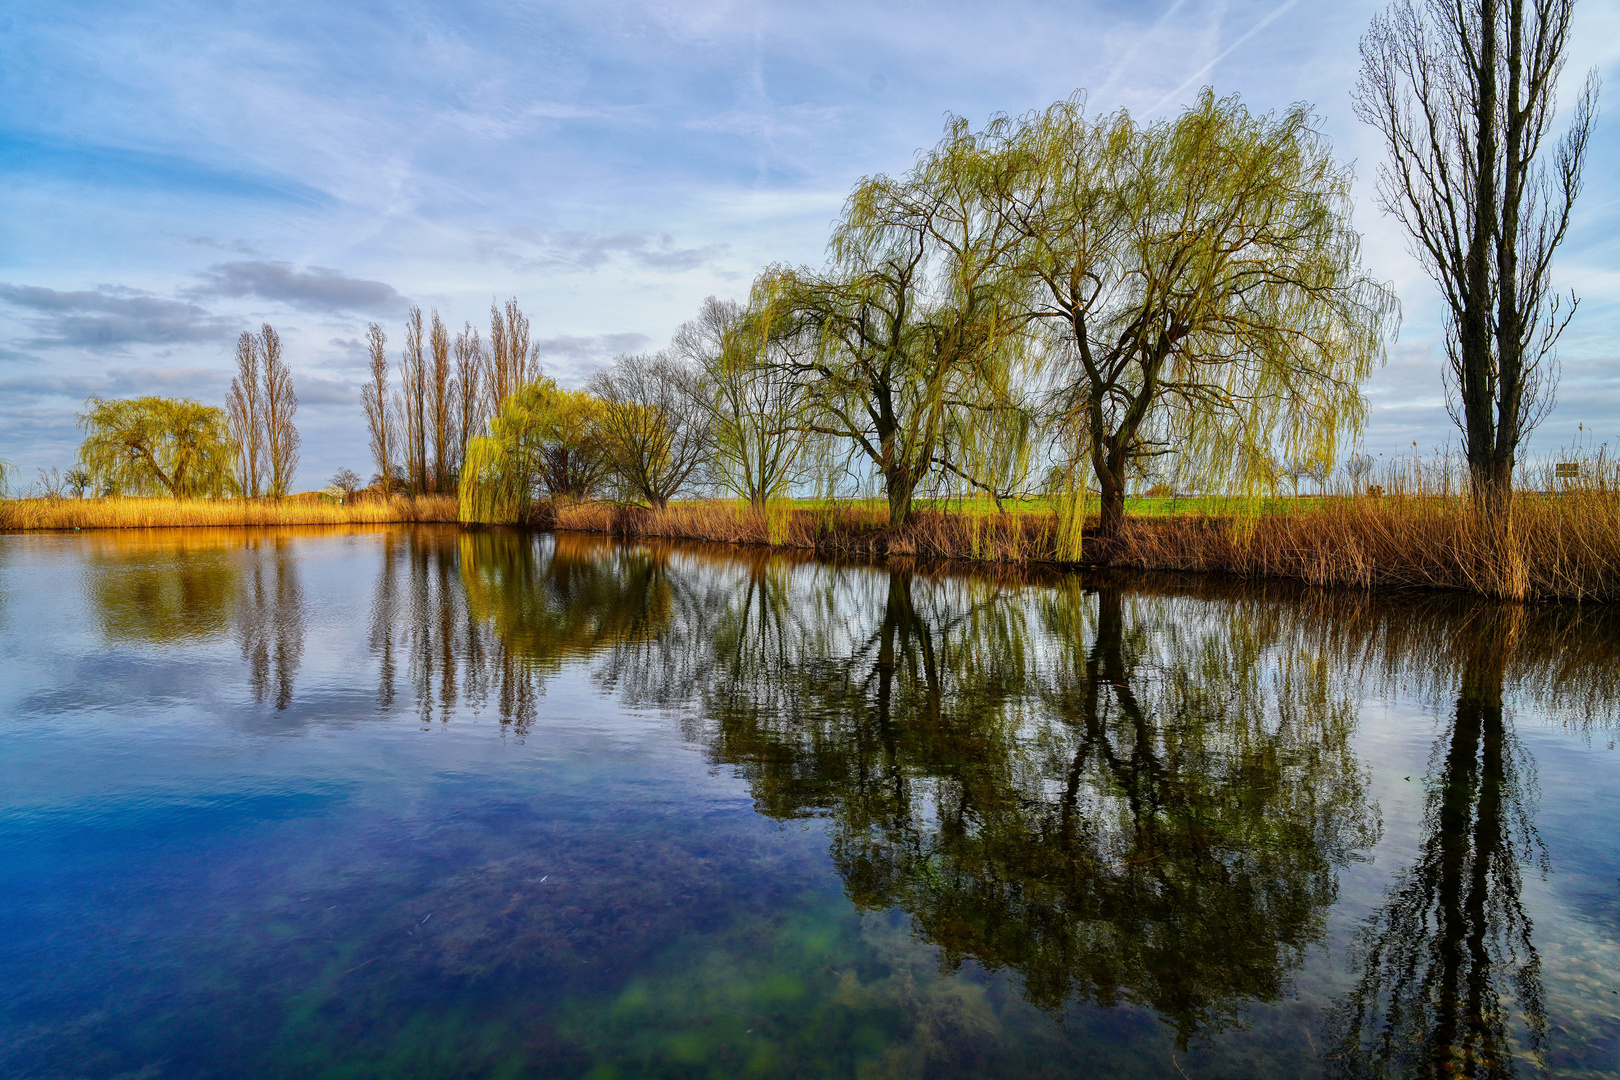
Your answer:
[1,525,1617,1079]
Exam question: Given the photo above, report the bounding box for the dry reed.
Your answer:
[537,450,1620,603]
[1104,452,1620,602]
[0,495,458,531]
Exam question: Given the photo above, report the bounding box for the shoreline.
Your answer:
[531,498,1619,604]
[5,493,1616,603]
[0,494,457,532]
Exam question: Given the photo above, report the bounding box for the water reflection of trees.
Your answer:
[236,537,304,709]
[1326,606,1548,1080]
[84,531,242,642]
[81,530,305,708]
[631,555,1383,1044]
[533,545,1620,1058]
[375,530,1620,1057]
[367,529,675,732]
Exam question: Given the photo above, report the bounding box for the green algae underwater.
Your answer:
[1,525,1617,1079]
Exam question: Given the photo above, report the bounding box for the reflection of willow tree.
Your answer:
[366,528,674,732]
[236,536,304,710]
[81,530,307,709]
[689,561,1379,1042]
[84,532,240,642]
[1327,606,1546,1080]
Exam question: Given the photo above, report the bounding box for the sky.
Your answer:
[3,0,1618,490]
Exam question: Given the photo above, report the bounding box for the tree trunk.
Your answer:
[886,470,915,529]
[1097,483,1126,546]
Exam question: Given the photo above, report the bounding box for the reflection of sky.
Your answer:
[1,0,1616,485]
[1,529,1618,1073]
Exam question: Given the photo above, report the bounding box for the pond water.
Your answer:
[1,525,1617,1079]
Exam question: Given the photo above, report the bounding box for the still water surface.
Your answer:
[1,525,1617,1079]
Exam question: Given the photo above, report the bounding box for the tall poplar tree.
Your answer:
[1355,0,1596,519]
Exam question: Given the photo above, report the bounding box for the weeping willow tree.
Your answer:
[1000,90,1397,544]
[76,395,237,498]
[458,377,607,524]
[749,116,1038,528]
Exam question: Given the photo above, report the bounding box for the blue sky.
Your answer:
[3,0,1617,489]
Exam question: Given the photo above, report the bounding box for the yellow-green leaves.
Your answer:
[76,395,237,499]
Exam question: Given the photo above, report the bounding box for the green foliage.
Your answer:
[459,377,608,524]
[750,118,1036,527]
[998,89,1396,537]
[76,395,237,498]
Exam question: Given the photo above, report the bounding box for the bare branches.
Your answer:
[589,352,711,510]
[1356,0,1597,510]
[226,331,263,498]
[363,323,395,495]
[260,324,300,498]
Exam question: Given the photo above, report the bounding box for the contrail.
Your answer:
[1145,0,1301,115]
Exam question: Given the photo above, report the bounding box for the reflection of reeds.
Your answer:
[0,495,458,530]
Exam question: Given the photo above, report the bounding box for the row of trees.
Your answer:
[463,1,1596,546]
[464,90,1398,543]
[68,322,302,499]
[227,323,300,498]
[363,299,538,496]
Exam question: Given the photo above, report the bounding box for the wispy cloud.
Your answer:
[480,230,730,273]
[0,364,231,401]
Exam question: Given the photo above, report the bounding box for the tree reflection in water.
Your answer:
[360,529,1620,1067]
[367,528,676,732]
[674,557,1381,1045]
[1327,606,1547,1080]
[81,529,305,709]
[236,536,303,710]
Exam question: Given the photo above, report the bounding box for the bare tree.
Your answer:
[453,322,484,485]
[398,306,428,495]
[330,468,363,500]
[363,323,395,496]
[589,351,711,510]
[676,296,813,508]
[260,324,300,498]
[429,309,455,493]
[36,467,65,499]
[486,297,537,415]
[486,300,508,418]
[226,331,264,497]
[1356,0,1597,516]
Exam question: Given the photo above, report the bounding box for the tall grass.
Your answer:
[548,498,1068,562]
[0,495,458,531]
[1104,449,1620,602]
[533,448,1620,602]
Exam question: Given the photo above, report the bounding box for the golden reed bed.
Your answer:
[6,488,1616,602]
[544,492,1620,603]
[0,495,458,531]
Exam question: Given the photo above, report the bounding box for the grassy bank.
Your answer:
[538,486,1620,602]
[0,494,458,531]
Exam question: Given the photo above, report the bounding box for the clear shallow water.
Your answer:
[1,525,1617,1079]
